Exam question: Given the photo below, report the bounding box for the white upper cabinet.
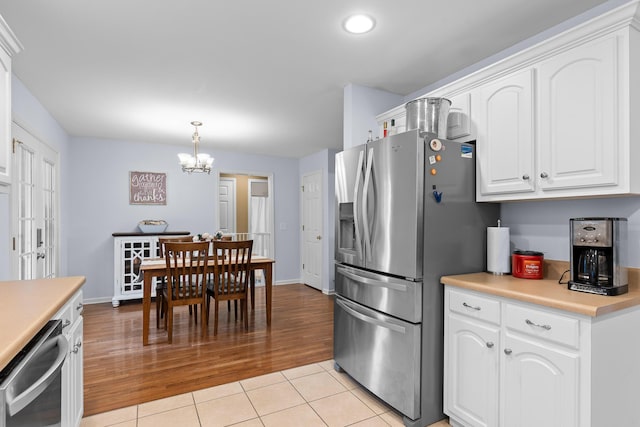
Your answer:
[475,69,535,197]
[475,17,640,200]
[537,34,618,192]
[0,16,23,188]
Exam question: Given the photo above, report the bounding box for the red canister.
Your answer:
[512,250,544,279]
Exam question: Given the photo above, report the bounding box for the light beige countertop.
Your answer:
[0,276,85,371]
[441,261,640,317]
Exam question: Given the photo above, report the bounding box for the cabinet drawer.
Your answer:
[69,290,84,323]
[53,290,83,334]
[448,288,500,325]
[504,303,579,349]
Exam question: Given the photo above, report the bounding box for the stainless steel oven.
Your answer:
[0,320,67,427]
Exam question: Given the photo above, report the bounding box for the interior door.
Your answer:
[11,122,59,279]
[218,177,236,234]
[302,170,322,290]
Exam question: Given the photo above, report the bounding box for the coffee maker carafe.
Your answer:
[569,218,628,296]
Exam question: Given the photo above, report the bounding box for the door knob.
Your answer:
[316,235,322,240]
[486,342,494,348]
[504,348,512,355]
[522,174,530,180]
[540,172,549,179]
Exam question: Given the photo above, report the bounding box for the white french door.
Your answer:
[11,122,59,279]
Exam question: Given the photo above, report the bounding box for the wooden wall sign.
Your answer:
[129,171,166,205]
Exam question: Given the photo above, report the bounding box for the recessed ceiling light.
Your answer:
[343,14,375,34]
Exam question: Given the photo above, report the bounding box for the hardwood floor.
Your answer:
[83,283,334,417]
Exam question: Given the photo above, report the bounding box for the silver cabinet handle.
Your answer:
[73,340,82,354]
[522,174,530,180]
[504,348,512,355]
[540,172,549,179]
[486,342,494,348]
[526,319,551,330]
[462,302,481,311]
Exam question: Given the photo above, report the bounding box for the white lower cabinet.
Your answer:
[446,315,499,427]
[53,289,84,427]
[444,285,640,427]
[501,333,579,427]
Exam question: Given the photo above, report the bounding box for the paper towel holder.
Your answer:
[487,219,511,275]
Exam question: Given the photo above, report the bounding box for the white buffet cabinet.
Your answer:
[444,285,640,427]
[53,288,83,427]
[112,232,190,307]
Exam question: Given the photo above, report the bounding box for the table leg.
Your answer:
[143,273,151,346]
[250,270,256,310]
[265,264,272,326]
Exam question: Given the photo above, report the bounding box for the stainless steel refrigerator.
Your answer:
[334,129,499,427]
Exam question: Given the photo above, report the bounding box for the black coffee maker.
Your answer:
[569,218,628,296]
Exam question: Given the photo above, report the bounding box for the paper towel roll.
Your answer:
[487,226,511,274]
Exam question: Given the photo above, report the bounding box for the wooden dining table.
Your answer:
[140,255,275,345]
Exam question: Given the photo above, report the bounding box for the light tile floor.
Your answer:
[80,360,450,427]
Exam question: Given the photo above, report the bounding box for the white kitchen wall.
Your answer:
[299,148,339,294]
[67,136,301,302]
[501,198,640,267]
[343,83,403,149]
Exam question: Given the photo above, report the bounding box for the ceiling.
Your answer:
[0,0,613,158]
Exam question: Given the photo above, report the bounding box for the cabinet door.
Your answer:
[113,236,157,306]
[68,316,84,427]
[0,47,11,186]
[445,314,500,427]
[537,34,618,191]
[475,69,535,197]
[502,333,579,427]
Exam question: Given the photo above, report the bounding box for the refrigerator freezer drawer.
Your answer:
[336,264,422,323]
[334,295,421,420]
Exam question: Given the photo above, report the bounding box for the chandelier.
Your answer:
[177,121,214,174]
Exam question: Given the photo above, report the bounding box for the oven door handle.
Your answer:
[6,335,68,416]
[336,297,406,334]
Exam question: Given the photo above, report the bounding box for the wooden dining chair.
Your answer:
[162,241,209,343]
[206,240,253,335]
[156,236,193,328]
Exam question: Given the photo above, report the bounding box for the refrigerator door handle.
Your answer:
[336,297,406,334]
[362,147,374,262]
[337,266,408,292]
[353,150,364,260]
